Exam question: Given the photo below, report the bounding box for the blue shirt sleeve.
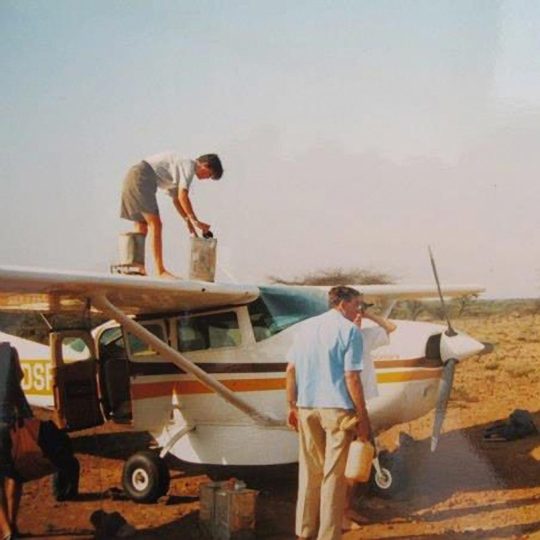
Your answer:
[344,327,363,372]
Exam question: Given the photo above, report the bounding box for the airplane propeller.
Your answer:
[428,246,483,451]
[431,357,456,451]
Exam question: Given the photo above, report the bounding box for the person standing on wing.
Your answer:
[120,152,223,278]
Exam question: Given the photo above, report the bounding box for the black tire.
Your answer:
[122,451,170,503]
[369,450,408,499]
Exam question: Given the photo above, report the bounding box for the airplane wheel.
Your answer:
[369,450,407,499]
[122,451,170,503]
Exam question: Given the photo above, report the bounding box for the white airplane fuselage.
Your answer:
[7,312,460,466]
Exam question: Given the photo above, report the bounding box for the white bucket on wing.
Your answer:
[118,232,145,266]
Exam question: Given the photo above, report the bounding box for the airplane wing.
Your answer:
[309,283,484,317]
[349,283,484,303]
[0,265,483,315]
[309,283,484,302]
[0,265,259,315]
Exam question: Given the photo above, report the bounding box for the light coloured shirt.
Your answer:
[144,151,195,196]
[360,326,390,400]
[287,309,363,409]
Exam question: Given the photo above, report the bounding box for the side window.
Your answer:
[98,327,126,359]
[248,287,328,342]
[247,298,274,342]
[178,312,240,352]
[61,337,93,363]
[127,323,165,358]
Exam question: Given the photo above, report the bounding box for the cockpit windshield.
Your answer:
[248,285,328,342]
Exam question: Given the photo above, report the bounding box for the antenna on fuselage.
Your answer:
[428,246,456,337]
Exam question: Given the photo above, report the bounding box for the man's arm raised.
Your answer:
[362,311,397,334]
[345,371,371,441]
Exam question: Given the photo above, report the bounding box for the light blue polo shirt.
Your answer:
[287,309,363,409]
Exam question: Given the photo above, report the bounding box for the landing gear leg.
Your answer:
[370,450,408,499]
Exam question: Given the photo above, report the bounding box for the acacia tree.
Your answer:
[403,300,425,321]
[451,294,477,317]
[268,267,395,286]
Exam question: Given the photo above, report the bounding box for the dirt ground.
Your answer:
[17,313,540,539]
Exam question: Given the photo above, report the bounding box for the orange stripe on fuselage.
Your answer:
[377,368,443,383]
[131,378,286,400]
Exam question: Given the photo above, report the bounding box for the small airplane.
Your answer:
[0,254,488,502]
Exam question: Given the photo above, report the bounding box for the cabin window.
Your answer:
[177,311,240,352]
[98,327,126,359]
[62,337,92,363]
[127,323,165,358]
[248,286,328,341]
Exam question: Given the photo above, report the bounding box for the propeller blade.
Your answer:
[431,358,457,452]
[428,246,456,337]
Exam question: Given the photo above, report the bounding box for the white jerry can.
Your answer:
[189,237,217,282]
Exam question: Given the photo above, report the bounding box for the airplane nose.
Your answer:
[440,332,485,363]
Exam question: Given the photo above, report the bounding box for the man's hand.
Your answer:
[193,219,211,234]
[287,406,299,431]
[355,414,371,442]
[186,219,198,237]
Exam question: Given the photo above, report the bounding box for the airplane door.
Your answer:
[50,330,104,431]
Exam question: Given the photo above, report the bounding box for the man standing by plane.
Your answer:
[120,151,223,278]
[285,286,371,540]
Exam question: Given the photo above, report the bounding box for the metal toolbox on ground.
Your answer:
[199,480,257,540]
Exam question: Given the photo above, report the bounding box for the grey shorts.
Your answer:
[120,161,159,222]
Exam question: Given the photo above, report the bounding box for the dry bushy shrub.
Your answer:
[268,267,395,286]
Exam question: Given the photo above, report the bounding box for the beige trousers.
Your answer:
[295,408,355,540]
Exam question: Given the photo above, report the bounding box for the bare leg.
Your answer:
[5,479,21,533]
[0,480,13,538]
[141,213,176,278]
[132,221,148,275]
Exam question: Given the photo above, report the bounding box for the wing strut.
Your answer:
[91,294,283,428]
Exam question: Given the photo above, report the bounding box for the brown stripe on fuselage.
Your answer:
[129,361,288,376]
[129,358,440,377]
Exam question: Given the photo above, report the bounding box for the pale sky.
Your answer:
[1,1,539,298]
